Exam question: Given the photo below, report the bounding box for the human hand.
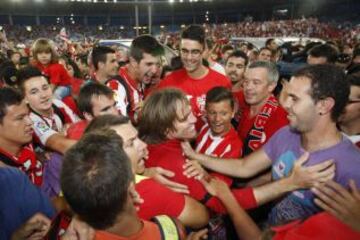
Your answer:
[183,159,208,180]
[181,141,199,160]
[312,180,360,232]
[60,216,95,240]
[144,167,189,194]
[199,176,229,197]
[187,228,208,240]
[11,213,51,240]
[288,152,335,189]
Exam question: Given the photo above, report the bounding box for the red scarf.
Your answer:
[0,144,43,186]
[243,95,279,155]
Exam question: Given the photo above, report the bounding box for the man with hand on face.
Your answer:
[159,25,231,130]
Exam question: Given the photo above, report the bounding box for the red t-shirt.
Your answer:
[34,62,71,86]
[146,139,257,213]
[158,68,232,130]
[135,176,185,220]
[95,220,162,240]
[66,120,89,140]
[196,124,243,185]
[272,212,360,240]
[237,95,289,153]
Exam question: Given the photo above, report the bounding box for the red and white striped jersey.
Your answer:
[30,99,80,147]
[118,66,144,123]
[195,124,243,158]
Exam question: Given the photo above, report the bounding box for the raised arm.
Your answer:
[182,141,272,178]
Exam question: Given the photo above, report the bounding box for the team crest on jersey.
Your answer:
[36,121,50,134]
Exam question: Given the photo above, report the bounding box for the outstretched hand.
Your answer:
[144,167,189,194]
[312,180,360,232]
[289,152,335,189]
[181,141,199,160]
[11,213,51,240]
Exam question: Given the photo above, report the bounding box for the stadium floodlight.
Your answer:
[114,0,117,2]
[179,0,183,2]
[169,0,174,3]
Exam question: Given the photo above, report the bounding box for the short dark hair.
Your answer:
[85,114,130,134]
[130,35,164,63]
[293,64,349,121]
[17,66,47,95]
[91,46,115,70]
[78,83,114,116]
[206,87,234,109]
[0,87,23,124]
[138,88,188,144]
[61,129,133,230]
[226,50,248,66]
[308,44,338,64]
[181,25,206,47]
[221,44,234,54]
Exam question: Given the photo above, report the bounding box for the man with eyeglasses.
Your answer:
[158,25,231,130]
[339,75,360,148]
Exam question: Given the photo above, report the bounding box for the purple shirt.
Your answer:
[264,126,360,225]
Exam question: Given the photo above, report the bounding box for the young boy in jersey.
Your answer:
[195,86,242,186]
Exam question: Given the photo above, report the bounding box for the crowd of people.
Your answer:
[0,18,360,240]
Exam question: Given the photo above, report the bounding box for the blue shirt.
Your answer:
[0,167,55,239]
